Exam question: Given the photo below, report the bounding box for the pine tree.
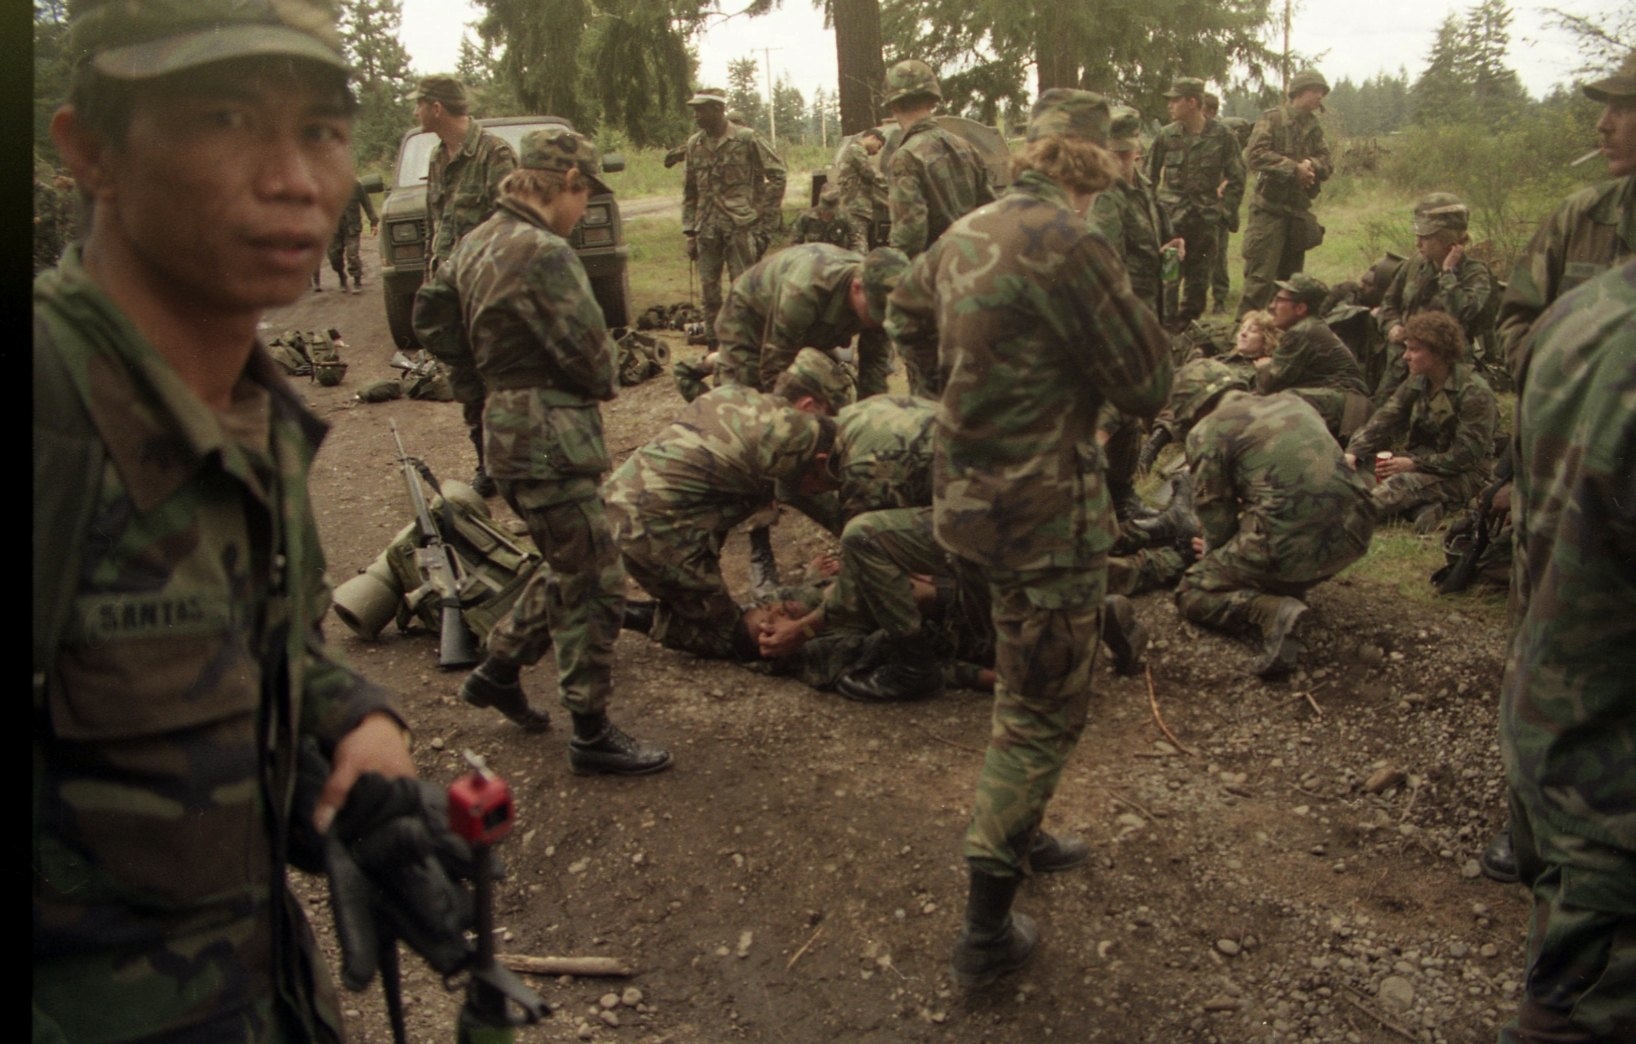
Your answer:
[339,0,417,166]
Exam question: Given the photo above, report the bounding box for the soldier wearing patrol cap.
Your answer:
[36,1,424,1038]
[681,86,787,341]
[1261,272,1372,441]
[416,128,672,777]
[1147,76,1246,325]
[1238,68,1334,317]
[880,59,995,256]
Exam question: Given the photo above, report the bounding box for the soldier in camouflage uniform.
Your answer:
[835,127,887,251]
[415,130,670,776]
[417,74,519,498]
[1345,311,1496,532]
[1091,106,1182,320]
[1259,273,1372,441]
[1238,69,1333,316]
[682,88,788,340]
[1147,78,1246,325]
[1204,94,1243,313]
[890,89,1172,987]
[1372,193,1495,402]
[1498,260,1636,1044]
[1496,50,1636,379]
[792,185,854,248]
[604,350,852,660]
[881,60,996,257]
[323,177,378,293]
[715,242,908,398]
[1168,361,1376,678]
[34,3,421,1037]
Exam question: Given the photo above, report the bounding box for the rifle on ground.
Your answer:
[390,421,479,668]
[1434,478,1502,596]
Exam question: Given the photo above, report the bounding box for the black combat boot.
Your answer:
[836,633,945,703]
[748,525,780,590]
[459,656,552,732]
[568,712,673,776]
[1101,595,1148,676]
[1252,597,1308,678]
[622,599,657,634]
[1136,427,1172,473]
[1028,830,1090,874]
[1133,472,1198,547]
[468,422,498,498]
[949,870,1039,988]
[1110,480,1158,524]
[337,273,348,292]
[1480,820,1519,883]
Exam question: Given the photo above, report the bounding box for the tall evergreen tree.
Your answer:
[727,56,769,131]
[339,0,417,166]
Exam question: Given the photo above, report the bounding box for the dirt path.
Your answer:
[268,244,1528,1044]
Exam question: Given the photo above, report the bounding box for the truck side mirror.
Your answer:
[601,152,626,174]
[360,172,386,194]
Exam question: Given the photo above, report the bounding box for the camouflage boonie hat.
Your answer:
[68,0,346,79]
[1288,69,1330,98]
[1274,272,1328,310]
[417,75,469,106]
[859,247,910,324]
[519,128,610,194]
[1026,88,1110,145]
[1170,359,1251,432]
[1411,192,1469,236]
[1108,106,1142,152]
[883,59,942,108]
[686,88,728,107]
[1163,77,1206,100]
[1582,49,1636,103]
[783,347,855,410]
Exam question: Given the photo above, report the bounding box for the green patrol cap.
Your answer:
[1027,88,1110,145]
[784,347,855,411]
[518,128,611,193]
[1411,192,1469,236]
[1163,77,1206,100]
[860,247,909,324]
[1170,359,1250,433]
[1288,69,1330,97]
[1274,272,1328,310]
[1582,49,1636,103]
[686,88,728,107]
[883,59,941,108]
[1108,106,1142,152]
[417,75,469,106]
[67,0,346,80]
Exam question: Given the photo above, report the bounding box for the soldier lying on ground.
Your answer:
[1168,359,1376,678]
[603,349,851,660]
[1139,310,1279,469]
[1345,311,1497,534]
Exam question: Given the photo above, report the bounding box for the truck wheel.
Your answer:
[590,268,631,330]
[386,282,419,349]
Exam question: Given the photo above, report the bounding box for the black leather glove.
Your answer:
[1137,427,1173,473]
[324,772,477,990]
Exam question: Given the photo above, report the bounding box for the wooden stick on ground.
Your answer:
[500,954,633,978]
[1341,988,1417,1041]
[1145,665,1199,757]
[786,925,824,970]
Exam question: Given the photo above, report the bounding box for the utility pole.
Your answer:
[761,46,782,147]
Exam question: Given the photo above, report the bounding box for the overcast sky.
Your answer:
[399,0,1623,106]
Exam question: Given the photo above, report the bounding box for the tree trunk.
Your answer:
[1033,7,1079,93]
[832,0,886,133]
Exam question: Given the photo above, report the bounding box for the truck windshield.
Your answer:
[393,124,569,189]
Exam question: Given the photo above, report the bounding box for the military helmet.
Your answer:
[1288,68,1330,97]
[883,59,941,108]
[1170,359,1250,433]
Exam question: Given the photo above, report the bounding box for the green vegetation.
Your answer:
[1340,526,1507,628]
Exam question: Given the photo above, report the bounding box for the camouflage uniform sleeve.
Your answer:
[531,244,619,401]
[886,247,941,397]
[1221,125,1247,213]
[756,136,788,230]
[1436,259,1494,333]
[1344,379,1411,459]
[484,138,518,212]
[1245,112,1290,175]
[1064,234,1173,420]
[1414,379,1496,478]
[1309,122,1333,182]
[1089,192,1125,259]
[1255,324,1312,393]
[682,138,699,234]
[359,183,378,225]
[1497,210,1571,375]
[759,282,826,389]
[1375,262,1411,335]
[1186,420,1239,549]
[413,258,469,369]
[888,148,929,256]
[1145,131,1167,191]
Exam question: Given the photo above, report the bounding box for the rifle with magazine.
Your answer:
[391,421,479,668]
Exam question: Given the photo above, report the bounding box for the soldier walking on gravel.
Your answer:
[681,88,787,345]
[881,60,995,257]
[1238,69,1332,316]
[417,74,518,499]
[323,177,377,294]
[416,130,671,777]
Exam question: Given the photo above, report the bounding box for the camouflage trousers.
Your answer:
[617,523,742,659]
[1174,215,1222,323]
[1288,386,1372,444]
[1107,547,1188,597]
[1371,466,1486,521]
[1212,223,1232,312]
[845,204,871,254]
[1500,790,1636,1043]
[855,328,892,399]
[487,479,624,716]
[326,228,363,283]
[824,507,944,636]
[1239,204,1311,317]
[1175,522,1370,639]
[964,558,1108,877]
[697,227,760,337]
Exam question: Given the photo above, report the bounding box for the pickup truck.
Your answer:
[377,115,631,348]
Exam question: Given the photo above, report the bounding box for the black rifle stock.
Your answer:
[1436,481,1500,596]
[390,422,479,668]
